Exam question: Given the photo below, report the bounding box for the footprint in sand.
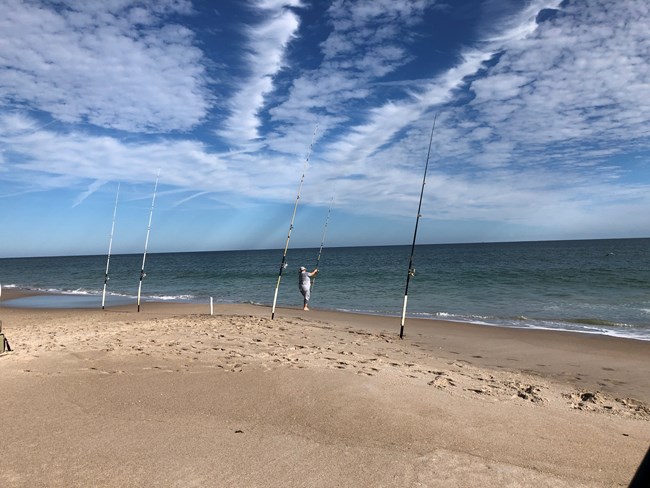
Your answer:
[511,385,545,403]
[356,370,374,376]
[467,387,488,394]
[428,374,456,388]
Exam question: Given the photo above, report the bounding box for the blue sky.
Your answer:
[1,0,649,258]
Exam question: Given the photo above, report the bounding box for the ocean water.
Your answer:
[1,238,649,340]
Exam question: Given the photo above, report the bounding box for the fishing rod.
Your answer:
[137,171,160,313]
[310,197,333,294]
[271,126,318,319]
[400,115,437,339]
[101,183,120,310]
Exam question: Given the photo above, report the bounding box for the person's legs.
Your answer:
[301,287,310,310]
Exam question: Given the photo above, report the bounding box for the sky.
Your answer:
[1,0,649,258]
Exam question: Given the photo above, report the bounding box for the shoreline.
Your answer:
[3,286,649,343]
[2,286,649,402]
[1,287,649,486]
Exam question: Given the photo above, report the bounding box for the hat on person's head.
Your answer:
[299,266,306,271]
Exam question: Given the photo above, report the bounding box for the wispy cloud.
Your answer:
[1,113,229,191]
[267,0,435,145]
[462,0,650,164]
[218,1,301,143]
[72,179,106,207]
[0,0,209,132]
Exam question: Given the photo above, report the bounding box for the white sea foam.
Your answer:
[148,294,196,301]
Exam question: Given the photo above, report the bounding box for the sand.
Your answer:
[1,289,649,487]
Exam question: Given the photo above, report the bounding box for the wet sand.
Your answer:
[1,289,649,487]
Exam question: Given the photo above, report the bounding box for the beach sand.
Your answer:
[1,289,649,487]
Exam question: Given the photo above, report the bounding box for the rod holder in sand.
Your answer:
[0,320,12,354]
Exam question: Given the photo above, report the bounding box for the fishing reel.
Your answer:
[409,267,416,278]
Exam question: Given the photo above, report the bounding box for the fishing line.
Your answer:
[400,115,437,339]
[101,182,120,310]
[137,170,160,312]
[271,126,318,319]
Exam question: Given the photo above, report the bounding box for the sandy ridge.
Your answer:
[6,310,648,420]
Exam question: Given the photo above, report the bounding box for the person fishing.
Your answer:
[298,266,318,311]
